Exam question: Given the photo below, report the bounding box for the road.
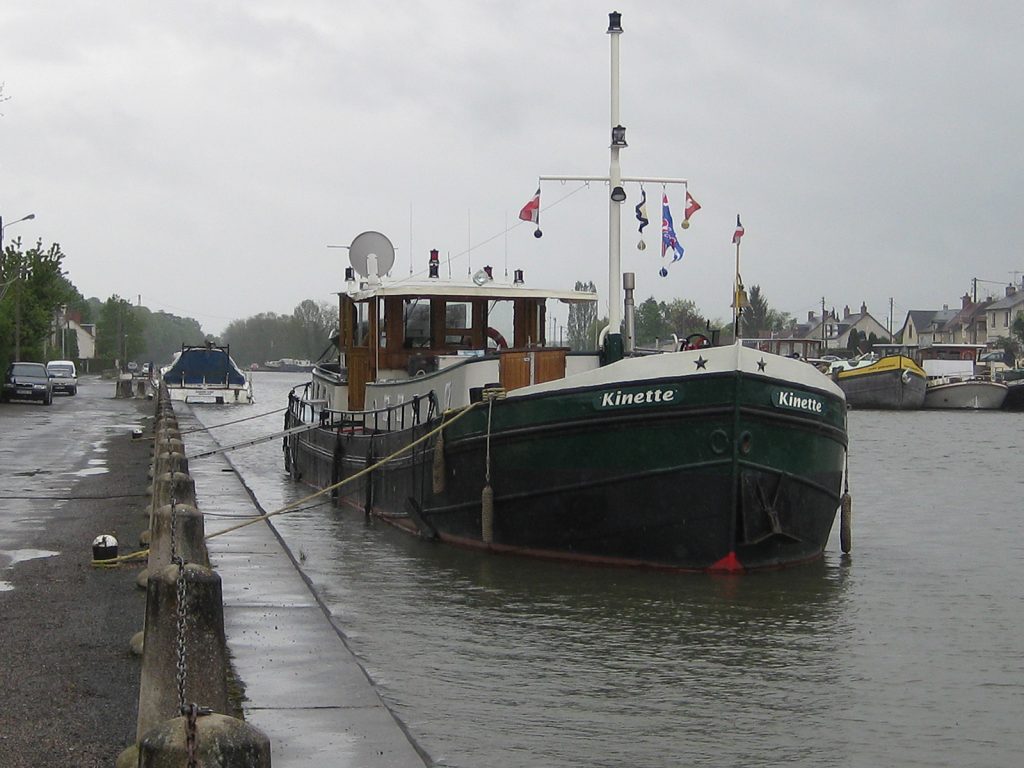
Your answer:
[0,375,152,766]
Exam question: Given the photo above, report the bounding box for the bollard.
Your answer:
[151,471,197,517]
[149,503,209,569]
[149,450,189,483]
[92,534,118,561]
[138,713,271,767]
[137,503,208,588]
[136,563,231,741]
[153,436,185,458]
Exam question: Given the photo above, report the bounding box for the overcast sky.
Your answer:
[2,1,1021,336]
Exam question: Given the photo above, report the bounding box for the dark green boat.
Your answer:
[284,273,848,572]
[283,12,849,572]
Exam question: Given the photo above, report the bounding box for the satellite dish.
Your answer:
[348,231,395,284]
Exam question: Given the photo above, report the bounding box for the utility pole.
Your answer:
[889,297,894,339]
[821,296,827,352]
[14,255,23,361]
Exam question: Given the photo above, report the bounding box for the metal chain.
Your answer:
[185,702,199,768]
[171,497,188,715]
[171,495,210,766]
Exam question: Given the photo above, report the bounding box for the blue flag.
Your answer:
[661,193,685,263]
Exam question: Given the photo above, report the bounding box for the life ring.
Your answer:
[683,333,711,351]
[486,327,509,349]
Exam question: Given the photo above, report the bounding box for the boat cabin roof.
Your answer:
[336,277,597,410]
[345,278,598,305]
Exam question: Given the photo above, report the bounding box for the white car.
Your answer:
[46,360,78,396]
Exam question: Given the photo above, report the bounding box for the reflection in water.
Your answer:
[189,374,1024,768]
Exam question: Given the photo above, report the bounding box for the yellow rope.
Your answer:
[92,400,484,568]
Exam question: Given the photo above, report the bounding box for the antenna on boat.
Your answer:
[348,231,396,288]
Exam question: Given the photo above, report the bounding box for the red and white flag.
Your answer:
[684,191,701,221]
[732,214,745,245]
[519,188,540,224]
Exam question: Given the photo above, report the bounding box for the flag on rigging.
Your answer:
[635,188,649,232]
[684,191,701,222]
[662,194,685,263]
[519,188,540,224]
[732,215,745,245]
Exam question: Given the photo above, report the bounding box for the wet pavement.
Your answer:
[0,377,428,765]
[0,376,151,765]
[178,407,430,767]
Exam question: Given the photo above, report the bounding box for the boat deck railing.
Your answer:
[289,385,439,434]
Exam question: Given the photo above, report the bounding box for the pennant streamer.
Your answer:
[635,187,649,250]
[682,191,701,228]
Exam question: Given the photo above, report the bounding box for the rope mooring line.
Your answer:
[92,399,486,567]
[205,399,485,542]
[143,406,288,442]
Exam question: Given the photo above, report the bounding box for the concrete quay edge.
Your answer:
[178,408,431,768]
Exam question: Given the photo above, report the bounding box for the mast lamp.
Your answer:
[608,12,623,33]
[611,125,627,147]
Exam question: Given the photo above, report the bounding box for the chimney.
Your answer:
[1007,284,1017,297]
[843,305,851,319]
[860,301,867,315]
[962,293,972,309]
[808,311,815,322]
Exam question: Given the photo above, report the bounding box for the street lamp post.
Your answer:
[0,212,36,244]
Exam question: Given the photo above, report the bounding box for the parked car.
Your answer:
[46,359,78,395]
[1,362,53,405]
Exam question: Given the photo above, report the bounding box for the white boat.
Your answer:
[918,343,1007,410]
[160,343,254,404]
[923,376,1008,409]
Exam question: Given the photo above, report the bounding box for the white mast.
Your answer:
[538,12,687,363]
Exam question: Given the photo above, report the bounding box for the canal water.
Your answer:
[192,372,1024,767]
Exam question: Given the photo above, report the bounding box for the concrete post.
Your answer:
[151,503,209,568]
[136,563,231,742]
[149,450,189,484]
[137,503,209,588]
[138,713,271,767]
[151,471,197,517]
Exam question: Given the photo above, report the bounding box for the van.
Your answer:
[46,360,78,396]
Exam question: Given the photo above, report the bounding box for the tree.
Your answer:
[1010,311,1024,357]
[567,281,599,351]
[634,297,670,345]
[663,298,706,338]
[744,285,770,338]
[0,238,77,364]
[742,284,792,338]
[291,300,337,360]
[847,328,861,354]
[95,295,146,366]
[136,307,207,365]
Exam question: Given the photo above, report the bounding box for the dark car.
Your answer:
[1,362,54,405]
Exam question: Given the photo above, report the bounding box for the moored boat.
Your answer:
[282,12,849,572]
[829,353,926,409]
[284,267,848,571]
[997,369,1024,410]
[923,377,1008,409]
[918,343,1007,410]
[160,342,254,404]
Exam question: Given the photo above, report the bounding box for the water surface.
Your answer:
[192,373,1024,767]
